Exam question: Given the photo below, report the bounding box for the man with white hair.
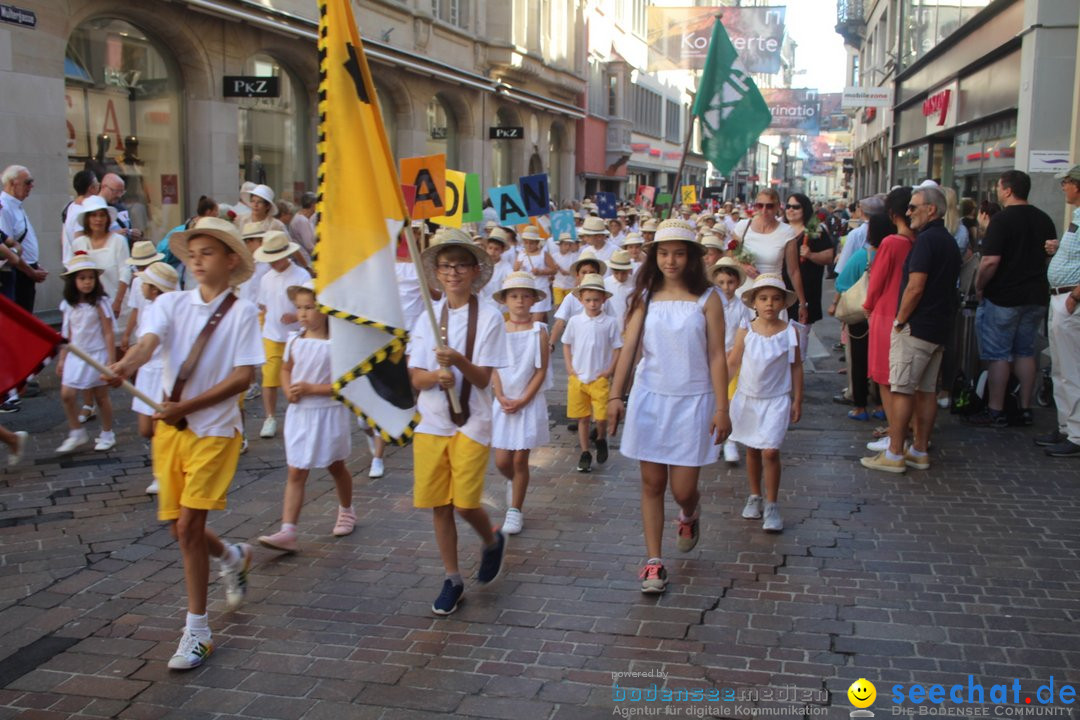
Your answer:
[0,165,47,311]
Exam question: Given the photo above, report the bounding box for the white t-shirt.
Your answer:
[408,297,509,445]
[479,258,513,308]
[60,298,113,353]
[551,248,579,291]
[395,261,424,332]
[143,289,265,437]
[237,263,270,306]
[562,312,622,384]
[62,201,85,265]
[604,274,635,331]
[554,291,616,323]
[257,262,311,342]
[733,219,797,275]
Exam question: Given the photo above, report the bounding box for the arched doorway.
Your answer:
[425,94,459,169]
[65,17,183,242]
[237,53,309,201]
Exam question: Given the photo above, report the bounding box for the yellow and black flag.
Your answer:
[314,0,418,443]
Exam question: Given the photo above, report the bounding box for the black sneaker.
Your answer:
[477,531,506,584]
[595,438,608,464]
[1046,440,1080,458]
[1020,409,1034,426]
[568,422,578,432]
[0,400,20,414]
[21,381,41,398]
[576,451,592,473]
[1035,430,1067,447]
[965,408,1007,428]
[432,579,464,615]
[589,427,599,443]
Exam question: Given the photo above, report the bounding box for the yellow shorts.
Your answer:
[567,375,609,421]
[413,432,490,509]
[728,371,739,401]
[153,423,242,521]
[553,287,571,306]
[262,338,285,388]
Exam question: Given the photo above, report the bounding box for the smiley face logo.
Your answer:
[848,679,877,708]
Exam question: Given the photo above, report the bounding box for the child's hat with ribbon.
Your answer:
[742,273,796,309]
[61,251,104,277]
[138,261,179,293]
[607,249,633,271]
[126,240,165,267]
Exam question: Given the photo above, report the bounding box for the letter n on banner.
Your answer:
[519,173,550,217]
[400,154,446,219]
[461,173,483,223]
[432,170,465,227]
[489,184,529,225]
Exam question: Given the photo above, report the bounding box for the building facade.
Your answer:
[2,0,584,315]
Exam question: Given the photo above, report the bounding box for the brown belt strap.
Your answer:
[166,291,238,430]
[439,295,478,427]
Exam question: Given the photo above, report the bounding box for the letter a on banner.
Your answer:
[519,174,550,217]
[462,173,483,222]
[489,184,529,225]
[400,154,446,219]
[432,169,465,227]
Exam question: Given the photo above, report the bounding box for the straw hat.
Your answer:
[421,227,493,292]
[698,213,715,224]
[241,221,268,241]
[253,230,301,263]
[579,216,609,236]
[641,219,659,233]
[741,273,796,309]
[699,230,727,252]
[286,278,316,302]
[621,232,644,247]
[570,247,607,276]
[74,195,118,228]
[520,226,542,242]
[249,184,278,215]
[607,249,633,271]
[169,216,254,285]
[651,219,703,256]
[709,256,747,287]
[487,226,512,247]
[126,240,164,266]
[138,261,179,293]
[571,273,612,299]
[556,232,577,244]
[492,271,547,303]
[61,251,104,277]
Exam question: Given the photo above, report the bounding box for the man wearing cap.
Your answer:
[1037,165,1080,457]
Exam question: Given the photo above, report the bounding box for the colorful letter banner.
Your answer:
[432,169,466,228]
[400,185,416,216]
[489,184,530,225]
[549,209,577,242]
[518,173,550,217]
[655,192,673,209]
[595,192,618,219]
[681,185,698,204]
[635,185,656,208]
[462,173,483,223]
[400,154,446,219]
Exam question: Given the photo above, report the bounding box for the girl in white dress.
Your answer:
[54,253,117,454]
[491,272,551,535]
[727,274,804,534]
[608,219,732,595]
[258,281,355,553]
[513,227,556,321]
[131,262,179,495]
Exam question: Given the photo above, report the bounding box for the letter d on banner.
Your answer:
[432,169,465,227]
[400,154,446,219]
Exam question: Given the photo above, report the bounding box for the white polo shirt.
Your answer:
[562,312,622,384]
[257,262,310,343]
[604,274,634,332]
[408,297,509,445]
[143,288,264,438]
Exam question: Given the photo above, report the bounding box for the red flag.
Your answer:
[0,295,63,396]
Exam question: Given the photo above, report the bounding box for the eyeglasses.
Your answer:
[754,202,776,210]
[785,204,801,210]
[21,178,34,187]
[907,203,924,212]
[436,262,477,275]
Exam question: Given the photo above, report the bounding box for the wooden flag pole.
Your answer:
[402,225,463,414]
[69,343,164,413]
[667,115,697,220]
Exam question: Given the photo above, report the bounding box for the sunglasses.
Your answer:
[785,204,801,210]
[907,203,924,212]
[754,202,776,210]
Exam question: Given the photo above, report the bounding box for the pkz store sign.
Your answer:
[0,4,36,28]
[489,126,524,140]
[223,76,280,98]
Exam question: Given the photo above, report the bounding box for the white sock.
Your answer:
[647,557,663,566]
[281,523,297,534]
[339,505,353,513]
[885,449,903,461]
[221,543,241,566]
[447,573,463,587]
[185,612,210,636]
[908,448,928,458]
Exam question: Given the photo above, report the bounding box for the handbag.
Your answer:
[835,270,869,325]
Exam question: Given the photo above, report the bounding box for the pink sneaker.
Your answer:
[258,528,298,553]
[332,507,356,537]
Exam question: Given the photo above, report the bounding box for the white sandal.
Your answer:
[78,404,97,424]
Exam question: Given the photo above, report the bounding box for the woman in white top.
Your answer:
[71,196,130,332]
[732,189,809,324]
[608,219,731,596]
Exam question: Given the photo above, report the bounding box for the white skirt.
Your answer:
[132,365,163,416]
[620,387,719,467]
[284,402,352,469]
[62,347,108,390]
[729,392,791,450]
[491,396,550,451]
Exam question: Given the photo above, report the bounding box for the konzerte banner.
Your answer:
[647,6,786,74]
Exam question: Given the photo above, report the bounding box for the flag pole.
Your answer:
[402,226,463,414]
[667,114,697,219]
[73,343,163,412]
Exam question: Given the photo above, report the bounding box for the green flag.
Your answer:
[691,19,772,176]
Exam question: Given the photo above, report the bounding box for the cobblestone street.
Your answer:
[1,320,1078,720]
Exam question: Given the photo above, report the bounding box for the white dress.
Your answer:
[729,320,799,450]
[60,299,113,390]
[283,332,352,469]
[621,291,720,467]
[491,322,551,451]
[132,296,166,415]
[516,250,553,312]
[72,234,131,332]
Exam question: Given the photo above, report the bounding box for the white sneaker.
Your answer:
[368,457,384,478]
[762,502,783,532]
[502,508,524,535]
[145,479,160,495]
[94,431,116,452]
[244,383,260,402]
[219,543,253,610]
[723,440,739,464]
[741,494,763,519]
[56,428,89,454]
[259,417,277,439]
[8,431,29,466]
[866,436,889,452]
[240,436,249,454]
[167,629,213,670]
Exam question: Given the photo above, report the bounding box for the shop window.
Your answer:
[900,0,990,69]
[425,95,458,168]
[65,18,183,243]
[237,54,309,202]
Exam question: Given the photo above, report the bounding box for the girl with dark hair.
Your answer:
[784,193,834,324]
[608,219,731,595]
